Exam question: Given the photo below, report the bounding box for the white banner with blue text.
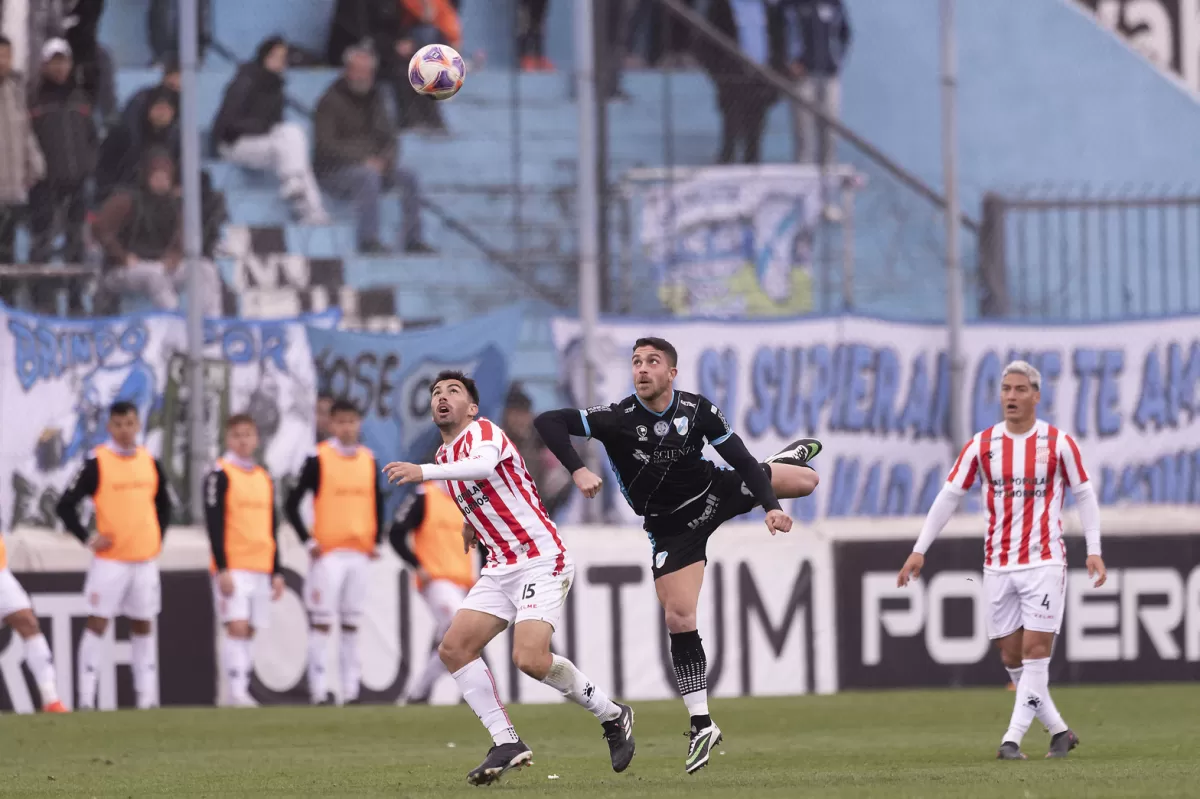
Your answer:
[552,315,1200,524]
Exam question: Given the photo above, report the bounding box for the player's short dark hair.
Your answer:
[431,370,480,405]
[317,391,335,404]
[0,35,11,49]
[226,413,256,430]
[330,398,360,416]
[109,401,138,418]
[633,337,678,367]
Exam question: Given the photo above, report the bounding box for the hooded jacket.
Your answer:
[92,150,183,266]
[95,86,180,201]
[210,39,287,149]
[28,73,97,184]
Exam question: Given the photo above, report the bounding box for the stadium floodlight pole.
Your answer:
[180,0,207,523]
[941,0,967,454]
[575,0,602,523]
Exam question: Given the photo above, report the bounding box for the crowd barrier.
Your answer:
[1,505,1197,712]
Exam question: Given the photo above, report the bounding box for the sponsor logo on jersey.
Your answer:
[586,405,610,414]
[633,449,650,464]
[654,421,670,437]
[680,400,697,408]
[624,405,636,413]
[673,417,689,436]
[655,551,668,569]
[636,424,649,441]
[687,493,720,530]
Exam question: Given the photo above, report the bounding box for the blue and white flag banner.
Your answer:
[552,315,1200,523]
[0,305,339,529]
[306,305,525,520]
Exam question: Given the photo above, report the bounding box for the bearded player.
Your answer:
[384,371,635,786]
[897,360,1107,760]
[533,337,821,774]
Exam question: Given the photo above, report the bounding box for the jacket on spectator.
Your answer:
[0,69,46,204]
[91,151,182,267]
[121,82,178,132]
[786,0,850,77]
[95,87,179,201]
[313,77,396,173]
[210,52,285,150]
[28,73,96,184]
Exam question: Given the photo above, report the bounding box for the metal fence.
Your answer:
[978,190,1200,320]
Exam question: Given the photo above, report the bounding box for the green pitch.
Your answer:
[2,685,1196,798]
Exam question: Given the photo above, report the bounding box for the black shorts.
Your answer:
[643,463,772,580]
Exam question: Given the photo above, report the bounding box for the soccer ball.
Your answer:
[408,44,465,100]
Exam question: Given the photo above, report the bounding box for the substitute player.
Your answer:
[897,360,1107,760]
[533,337,821,773]
[0,535,68,713]
[56,401,172,711]
[285,399,384,705]
[205,414,286,707]
[384,371,635,786]
[389,480,476,704]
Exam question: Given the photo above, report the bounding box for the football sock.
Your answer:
[223,635,252,704]
[77,628,103,709]
[1005,665,1023,687]
[22,633,59,705]
[452,658,520,746]
[409,645,448,700]
[130,632,159,709]
[670,630,712,729]
[340,628,361,703]
[1003,657,1052,745]
[541,654,621,722]
[307,628,330,703]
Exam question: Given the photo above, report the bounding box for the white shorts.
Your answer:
[984,564,1067,639]
[213,570,274,630]
[422,579,468,636]
[0,569,32,620]
[460,556,574,630]
[306,549,370,626]
[83,558,161,621]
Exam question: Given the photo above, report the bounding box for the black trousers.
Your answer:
[716,84,775,165]
[28,181,88,264]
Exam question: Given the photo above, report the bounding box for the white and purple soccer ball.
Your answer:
[408,43,466,100]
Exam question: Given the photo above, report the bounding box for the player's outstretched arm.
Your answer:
[897,484,963,586]
[389,443,502,485]
[534,408,605,498]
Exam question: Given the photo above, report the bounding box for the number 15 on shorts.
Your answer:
[521,583,536,600]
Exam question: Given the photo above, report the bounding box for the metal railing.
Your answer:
[978,189,1200,319]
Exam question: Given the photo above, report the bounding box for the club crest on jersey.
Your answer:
[636,424,649,441]
[673,417,689,436]
[655,551,668,569]
[653,420,670,437]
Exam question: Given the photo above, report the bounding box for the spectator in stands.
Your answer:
[27,38,94,263]
[95,87,178,203]
[62,0,115,121]
[212,36,329,224]
[695,0,785,165]
[91,150,222,316]
[786,0,850,164]
[501,384,571,518]
[315,45,433,255]
[121,53,180,131]
[517,0,551,72]
[0,34,45,265]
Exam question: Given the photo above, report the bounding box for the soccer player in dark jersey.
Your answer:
[534,337,821,774]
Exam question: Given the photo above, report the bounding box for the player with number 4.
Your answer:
[383,371,635,786]
[897,360,1108,761]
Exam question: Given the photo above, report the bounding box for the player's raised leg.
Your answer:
[438,606,530,786]
[655,561,722,774]
[511,618,634,773]
[765,438,822,499]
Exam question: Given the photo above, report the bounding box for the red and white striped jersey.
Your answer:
[435,418,567,574]
[946,419,1090,571]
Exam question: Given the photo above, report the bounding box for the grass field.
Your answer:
[1,685,1197,797]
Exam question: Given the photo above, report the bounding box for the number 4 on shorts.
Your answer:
[521,583,536,600]
[1040,593,1050,609]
